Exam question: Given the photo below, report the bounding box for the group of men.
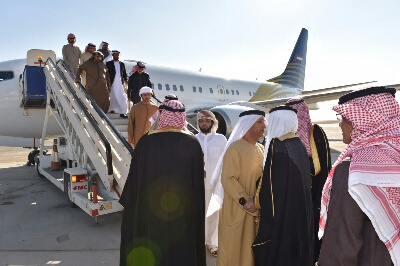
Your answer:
[60,32,400,266]
[118,84,399,266]
[63,33,152,120]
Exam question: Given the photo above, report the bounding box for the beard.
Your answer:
[200,125,212,134]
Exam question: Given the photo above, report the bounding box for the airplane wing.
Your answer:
[382,83,400,90]
[249,89,354,109]
[233,82,400,110]
[300,81,377,96]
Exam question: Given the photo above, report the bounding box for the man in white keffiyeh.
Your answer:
[209,109,266,266]
[318,86,400,265]
[252,105,313,266]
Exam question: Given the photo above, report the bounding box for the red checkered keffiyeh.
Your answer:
[286,98,312,156]
[319,91,400,264]
[157,100,186,130]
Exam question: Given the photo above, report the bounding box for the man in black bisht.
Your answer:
[119,99,206,266]
[253,106,313,266]
[127,61,153,105]
[285,97,331,263]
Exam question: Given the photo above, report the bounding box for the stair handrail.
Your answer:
[46,57,113,175]
[57,59,134,156]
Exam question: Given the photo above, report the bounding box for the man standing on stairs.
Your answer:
[106,50,128,118]
[75,51,111,113]
[62,33,81,76]
[98,41,111,62]
[80,43,96,87]
[127,86,158,148]
[127,61,153,105]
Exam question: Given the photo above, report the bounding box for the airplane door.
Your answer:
[217,85,228,102]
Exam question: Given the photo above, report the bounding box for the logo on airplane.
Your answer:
[294,54,303,61]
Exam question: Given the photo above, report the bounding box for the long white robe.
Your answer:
[196,132,227,246]
[108,62,128,114]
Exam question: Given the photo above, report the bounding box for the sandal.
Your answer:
[206,244,218,257]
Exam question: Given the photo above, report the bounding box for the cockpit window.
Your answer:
[0,71,14,81]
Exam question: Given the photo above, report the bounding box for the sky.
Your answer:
[1,0,399,92]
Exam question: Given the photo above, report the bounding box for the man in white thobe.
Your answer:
[195,110,227,257]
[106,50,128,117]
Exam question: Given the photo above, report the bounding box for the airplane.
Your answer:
[0,28,380,148]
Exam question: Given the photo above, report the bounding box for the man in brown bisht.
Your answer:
[62,33,81,76]
[318,86,400,265]
[127,86,158,148]
[207,109,266,266]
[119,99,206,266]
[75,51,111,113]
[285,97,331,263]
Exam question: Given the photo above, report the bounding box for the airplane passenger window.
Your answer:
[236,90,239,95]
[151,83,154,89]
[158,83,162,90]
[225,89,229,95]
[193,86,196,92]
[231,90,234,95]
[199,87,203,93]
[173,85,177,91]
[249,91,252,96]
[220,89,223,94]
[0,71,14,81]
[166,84,170,91]
[180,85,184,92]
[209,88,213,93]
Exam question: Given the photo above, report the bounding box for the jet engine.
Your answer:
[210,104,268,137]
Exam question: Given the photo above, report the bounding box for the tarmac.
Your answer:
[0,121,345,266]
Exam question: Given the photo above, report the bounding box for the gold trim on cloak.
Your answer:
[310,125,321,176]
[255,132,297,212]
[277,132,297,141]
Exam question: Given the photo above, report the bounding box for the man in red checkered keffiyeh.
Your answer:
[318,87,400,265]
[286,97,332,264]
[286,97,312,155]
[120,99,206,266]
[157,100,186,130]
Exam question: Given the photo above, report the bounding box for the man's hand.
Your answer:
[243,198,257,213]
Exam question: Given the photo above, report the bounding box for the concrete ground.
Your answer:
[0,121,344,266]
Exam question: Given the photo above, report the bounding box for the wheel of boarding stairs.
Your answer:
[27,149,40,165]
[35,157,45,179]
[66,179,78,208]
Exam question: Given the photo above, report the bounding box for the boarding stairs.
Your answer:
[37,57,134,220]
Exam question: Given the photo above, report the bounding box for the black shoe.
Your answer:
[109,111,115,113]
[120,114,128,118]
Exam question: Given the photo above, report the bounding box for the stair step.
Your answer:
[115,124,127,131]
[109,118,129,126]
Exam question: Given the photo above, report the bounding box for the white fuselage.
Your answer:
[0,59,300,139]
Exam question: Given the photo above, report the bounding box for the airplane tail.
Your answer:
[249,28,308,102]
[267,28,308,91]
